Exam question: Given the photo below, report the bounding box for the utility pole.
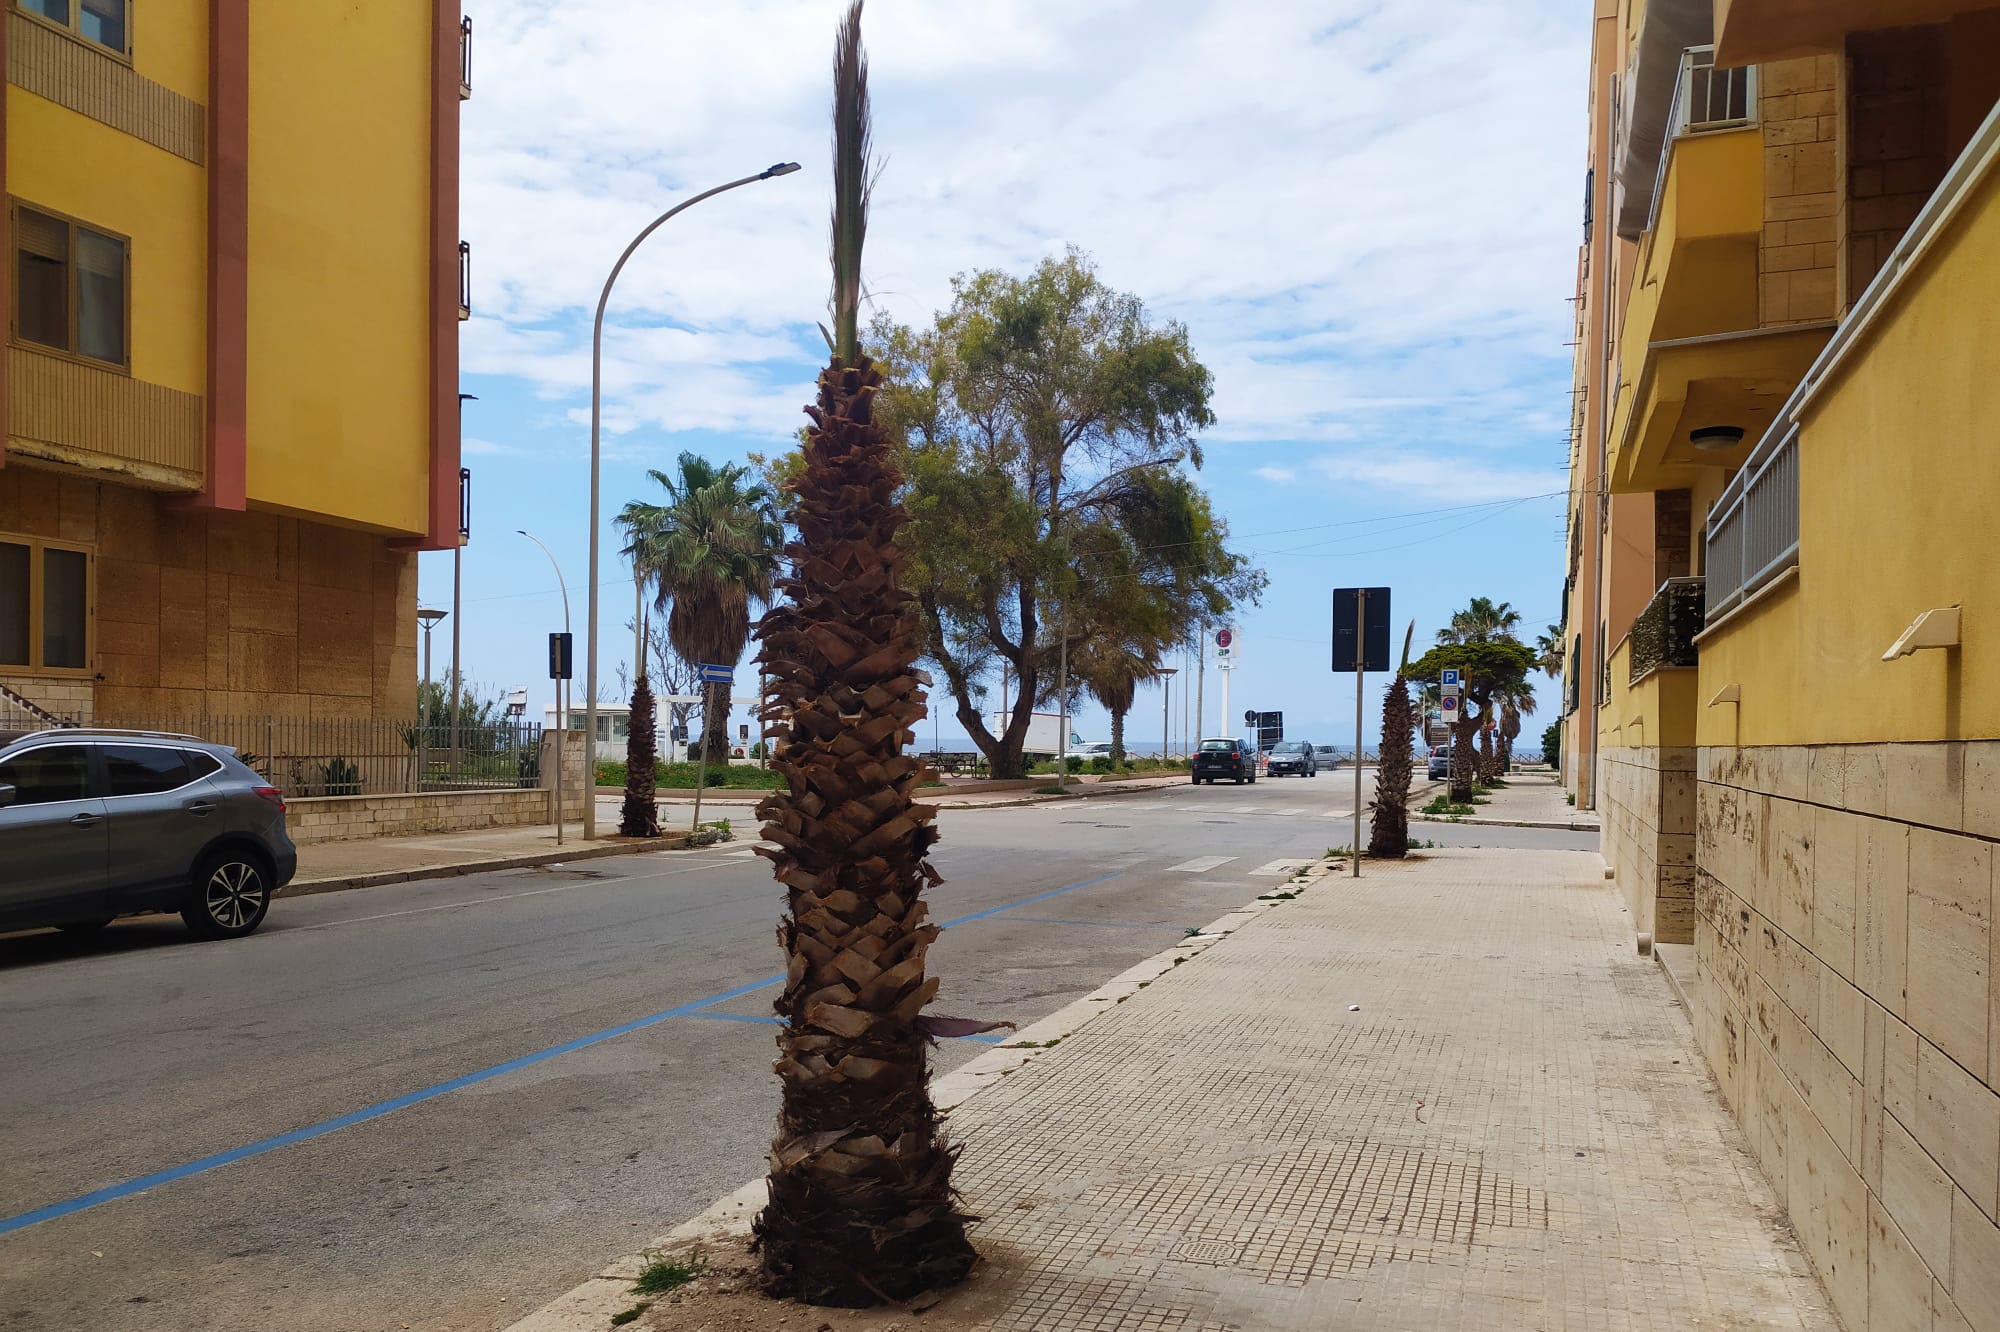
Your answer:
[1195,636,1204,746]
[1159,667,1177,766]
[450,394,475,762]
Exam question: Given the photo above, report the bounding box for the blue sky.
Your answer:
[426,0,1585,751]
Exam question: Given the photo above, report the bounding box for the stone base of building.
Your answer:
[1600,743,1697,944]
[1,465,418,723]
[286,788,552,845]
[1688,740,2000,1331]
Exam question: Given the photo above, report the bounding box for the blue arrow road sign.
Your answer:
[697,663,734,684]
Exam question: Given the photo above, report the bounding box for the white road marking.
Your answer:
[1247,859,1304,877]
[1323,809,1357,819]
[1275,807,1308,816]
[1166,855,1237,874]
[1228,806,1261,814]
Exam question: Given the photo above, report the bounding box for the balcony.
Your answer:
[1629,578,1706,683]
[1705,424,1798,621]
[4,345,202,490]
[1606,50,1831,494]
[459,16,472,100]
[1716,0,1989,65]
[458,240,472,321]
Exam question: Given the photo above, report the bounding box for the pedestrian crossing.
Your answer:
[1106,799,1354,820]
[1166,855,1236,874]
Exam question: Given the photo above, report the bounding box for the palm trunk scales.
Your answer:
[751,352,977,1305]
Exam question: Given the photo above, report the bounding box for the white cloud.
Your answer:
[461,0,1586,461]
[1254,466,1298,484]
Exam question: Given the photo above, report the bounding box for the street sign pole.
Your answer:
[1353,589,1366,879]
[691,678,711,833]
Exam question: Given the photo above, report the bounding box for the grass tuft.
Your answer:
[631,1250,705,1297]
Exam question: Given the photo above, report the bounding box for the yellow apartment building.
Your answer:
[1562,1,2000,1326]
[0,0,467,727]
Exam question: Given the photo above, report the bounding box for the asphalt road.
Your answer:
[0,774,1596,1331]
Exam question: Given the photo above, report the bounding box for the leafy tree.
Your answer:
[1542,719,1563,767]
[1408,639,1536,801]
[1368,622,1418,859]
[618,452,782,759]
[751,4,977,1304]
[875,249,1254,778]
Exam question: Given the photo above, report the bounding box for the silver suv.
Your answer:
[0,729,296,940]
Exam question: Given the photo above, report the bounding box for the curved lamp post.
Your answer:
[519,529,572,844]
[583,161,801,838]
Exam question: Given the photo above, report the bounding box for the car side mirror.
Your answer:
[0,783,15,809]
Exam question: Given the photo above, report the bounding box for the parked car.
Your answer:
[1266,740,1317,777]
[1192,737,1257,785]
[1427,744,1452,781]
[0,729,296,941]
[1072,742,1116,759]
[1313,744,1340,768]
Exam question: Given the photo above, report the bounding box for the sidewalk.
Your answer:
[286,821,681,896]
[518,847,1834,1331]
[1414,768,1601,831]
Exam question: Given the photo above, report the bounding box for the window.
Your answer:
[11,203,129,369]
[0,745,92,806]
[104,745,191,797]
[183,750,223,781]
[0,535,92,673]
[18,0,129,57]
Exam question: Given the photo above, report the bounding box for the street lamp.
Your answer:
[1158,667,1179,767]
[519,530,571,845]
[583,161,801,839]
[450,393,477,758]
[417,607,447,793]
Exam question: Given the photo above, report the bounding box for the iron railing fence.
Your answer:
[1705,425,1800,619]
[81,714,543,797]
[1629,578,1706,682]
[1647,46,1759,234]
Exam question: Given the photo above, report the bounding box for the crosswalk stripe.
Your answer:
[1247,859,1303,877]
[1322,809,1356,819]
[1165,855,1237,874]
[1275,807,1308,816]
[1228,806,1261,814]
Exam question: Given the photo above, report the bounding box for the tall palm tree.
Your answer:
[618,452,781,759]
[1070,638,1157,763]
[751,2,977,1305]
[1438,596,1523,645]
[1534,623,1564,679]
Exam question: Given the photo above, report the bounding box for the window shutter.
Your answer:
[16,208,68,261]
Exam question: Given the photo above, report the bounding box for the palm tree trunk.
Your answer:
[702,687,731,762]
[619,673,660,837]
[1450,717,1477,803]
[1478,721,1497,785]
[1368,675,1412,858]
[753,351,976,1305]
[1109,706,1126,765]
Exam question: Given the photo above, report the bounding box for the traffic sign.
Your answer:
[1330,588,1392,674]
[1243,709,1257,725]
[696,662,734,685]
[1440,694,1461,722]
[1441,681,1461,698]
[547,632,573,681]
[1441,668,1462,688]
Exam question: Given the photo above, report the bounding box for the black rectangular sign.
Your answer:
[548,632,573,681]
[1331,587,1392,674]
[1257,711,1283,748]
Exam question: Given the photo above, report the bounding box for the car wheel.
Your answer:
[182,848,273,940]
[1189,773,1199,785]
[56,918,113,934]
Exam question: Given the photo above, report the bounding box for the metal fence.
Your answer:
[1648,46,1758,233]
[1629,578,1706,682]
[1705,424,1800,619]
[85,714,543,797]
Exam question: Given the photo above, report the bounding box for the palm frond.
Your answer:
[829,0,871,362]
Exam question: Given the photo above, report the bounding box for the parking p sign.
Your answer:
[1440,668,1462,688]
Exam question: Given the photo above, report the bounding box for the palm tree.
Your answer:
[751,2,977,1305]
[1071,639,1157,764]
[618,452,781,760]
[1534,623,1564,679]
[1368,622,1417,859]
[1438,597,1523,645]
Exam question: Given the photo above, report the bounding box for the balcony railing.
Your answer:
[458,240,472,321]
[1705,424,1799,619]
[460,16,473,99]
[1647,46,1758,234]
[1630,578,1706,682]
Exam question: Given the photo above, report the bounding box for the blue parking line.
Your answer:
[0,870,1122,1237]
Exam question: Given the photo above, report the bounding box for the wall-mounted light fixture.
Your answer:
[1882,606,1961,661]
[1691,425,1747,452]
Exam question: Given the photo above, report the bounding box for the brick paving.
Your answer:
[933,847,1830,1330]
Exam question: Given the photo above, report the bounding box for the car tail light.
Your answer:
[254,786,286,812]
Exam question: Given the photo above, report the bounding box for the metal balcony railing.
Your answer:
[1646,46,1758,234]
[459,16,473,100]
[458,240,472,321]
[1705,424,1799,619]
[1629,578,1706,682]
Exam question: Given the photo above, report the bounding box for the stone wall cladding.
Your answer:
[1601,742,1697,944]
[286,789,551,845]
[1692,741,1998,1332]
[1760,54,1843,326]
[0,674,94,723]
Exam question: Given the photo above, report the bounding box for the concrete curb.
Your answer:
[1409,814,1602,832]
[278,836,700,900]
[499,852,1345,1331]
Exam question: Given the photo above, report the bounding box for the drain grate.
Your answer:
[1169,1239,1247,1265]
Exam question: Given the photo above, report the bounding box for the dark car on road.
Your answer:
[0,729,296,940]
[1266,740,1317,777]
[1427,744,1452,781]
[1192,737,1257,785]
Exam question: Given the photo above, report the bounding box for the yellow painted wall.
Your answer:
[131,0,208,102]
[243,4,432,536]
[1697,161,2000,746]
[1601,639,1699,750]
[5,88,206,396]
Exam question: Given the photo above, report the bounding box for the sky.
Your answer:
[426,0,1587,753]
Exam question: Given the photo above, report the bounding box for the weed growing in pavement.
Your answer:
[1407,838,1439,850]
[1420,796,1474,818]
[1567,792,1577,806]
[1003,1038,1063,1050]
[1183,926,1202,936]
[632,1250,705,1296]
[1325,845,1353,859]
